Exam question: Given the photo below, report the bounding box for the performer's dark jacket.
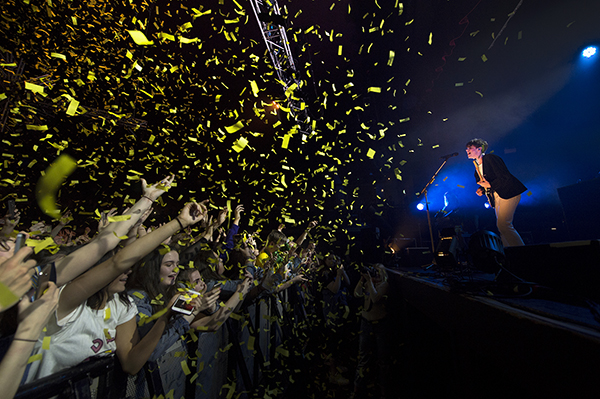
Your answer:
[475,153,527,200]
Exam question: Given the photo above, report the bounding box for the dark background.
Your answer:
[1,0,599,253]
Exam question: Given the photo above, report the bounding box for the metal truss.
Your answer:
[249,0,313,137]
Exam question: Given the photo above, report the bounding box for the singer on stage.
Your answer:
[465,138,526,247]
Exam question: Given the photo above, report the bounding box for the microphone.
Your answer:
[440,152,459,160]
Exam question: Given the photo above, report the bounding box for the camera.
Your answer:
[361,266,378,277]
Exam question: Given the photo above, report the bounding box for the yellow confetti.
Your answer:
[232,137,248,152]
[366,149,376,159]
[50,53,67,60]
[0,282,20,309]
[28,354,43,364]
[107,215,132,222]
[127,30,154,46]
[24,82,45,94]
[66,99,79,116]
[26,125,49,131]
[225,121,244,133]
[42,336,51,350]
[181,360,191,375]
[36,155,77,220]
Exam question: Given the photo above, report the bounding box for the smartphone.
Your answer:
[30,262,56,302]
[7,199,16,219]
[14,232,26,252]
[171,295,195,315]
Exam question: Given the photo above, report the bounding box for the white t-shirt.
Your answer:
[25,289,138,383]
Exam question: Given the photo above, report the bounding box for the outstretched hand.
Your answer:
[178,201,208,228]
[141,174,175,202]
[0,246,37,312]
[16,282,60,340]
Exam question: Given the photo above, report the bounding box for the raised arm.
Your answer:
[0,282,59,399]
[192,276,253,332]
[54,175,173,286]
[57,200,207,320]
[294,220,317,250]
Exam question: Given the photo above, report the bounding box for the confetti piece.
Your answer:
[0,282,20,309]
[107,215,132,222]
[66,99,79,116]
[232,137,248,152]
[33,236,57,254]
[36,154,77,220]
[366,149,376,159]
[42,336,51,350]
[225,121,244,133]
[127,30,154,45]
[24,82,45,94]
[28,354,43,364]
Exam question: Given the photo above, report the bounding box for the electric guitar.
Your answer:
[473,160,495,208]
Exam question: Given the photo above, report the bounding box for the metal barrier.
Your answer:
[13,288,309,399]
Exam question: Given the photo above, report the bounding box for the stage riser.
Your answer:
[505,240,600,302]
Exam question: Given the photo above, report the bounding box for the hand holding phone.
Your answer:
[30,262,56,302]
[171,290,201,315]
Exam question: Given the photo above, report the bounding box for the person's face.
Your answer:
[108,269,132,294]
[325,256,337,267]
[267,239,284,253]
[189,270,206,293]
[465,145,482,160]
[159,251,180,287]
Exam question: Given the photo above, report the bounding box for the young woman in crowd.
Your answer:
[352,263,390,398]
[23,177,208,382]
[126,241,254,397]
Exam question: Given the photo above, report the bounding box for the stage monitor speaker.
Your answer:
[557,178,600,240]
[403,247,433,269]
[504,240,600,302]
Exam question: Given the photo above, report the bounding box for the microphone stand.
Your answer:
[419,157,453,262]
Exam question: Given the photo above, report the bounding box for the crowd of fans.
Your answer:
[0,175,391,399]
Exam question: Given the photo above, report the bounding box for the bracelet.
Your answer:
[142,195,154,202]
[13,337,38,343]
[175,217,185,230]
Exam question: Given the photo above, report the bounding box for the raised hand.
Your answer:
[98,208,118,233]
[0,246,37,312]
[233,205,244,221]
[291,274,307,285]
[16,282,60,338]
[197,287,220,313]
[141,174,175,202]
[58,210,73,227]
[216,206,228,227]
[177,201,208,228]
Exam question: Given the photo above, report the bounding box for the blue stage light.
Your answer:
[484,202,491,209]
[416,203,425,211]
[582,46,597,59]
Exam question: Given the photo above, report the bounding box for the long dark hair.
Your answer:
[127,246,179,314]
[194,249,225,283]
[87,249,131,310]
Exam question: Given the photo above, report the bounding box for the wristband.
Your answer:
[13,337,38,342]
[175,218,185,230]
[142,195,154,202]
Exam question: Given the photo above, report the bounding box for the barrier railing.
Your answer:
[14,287,308,399]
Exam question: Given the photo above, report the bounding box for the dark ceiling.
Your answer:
[1,0,599,249]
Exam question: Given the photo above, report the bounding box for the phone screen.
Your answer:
[7,199,16,219]
[171,297,194,315]
[31,262,56,301]
[14,233,26,253]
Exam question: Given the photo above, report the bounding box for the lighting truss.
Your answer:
[249,0,313,136]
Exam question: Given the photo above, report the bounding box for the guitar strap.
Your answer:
[473,160,484,182]
[473,159,495,208]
